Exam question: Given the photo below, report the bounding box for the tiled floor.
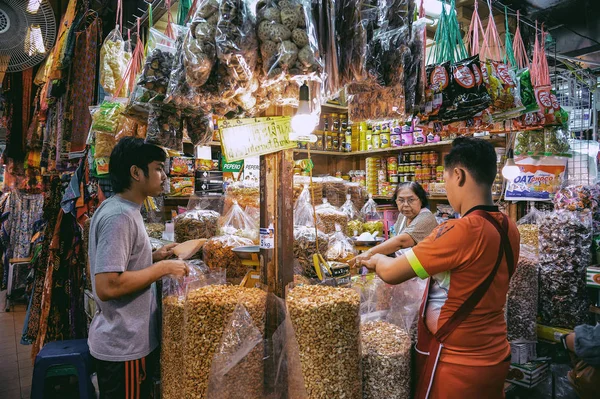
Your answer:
[0,291,32,399]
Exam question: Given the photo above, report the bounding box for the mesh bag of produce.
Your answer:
[286,283,361,398]
[218,200,259,244]
[538,210,592,328]
[203,234,255,283]
[99,27,131,97]
[174,208,220,242]
[162,261,212,399]
[506,245,538,342]
[183,278,266,398]
[315,199,348,235]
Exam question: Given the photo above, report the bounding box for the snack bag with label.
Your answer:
[424,62,452,119]
[446,55,490,121]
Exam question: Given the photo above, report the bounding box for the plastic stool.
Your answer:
[31,339,95,399]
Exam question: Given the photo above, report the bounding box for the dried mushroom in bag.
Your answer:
[183,109,214,147]
[185,0,219,88]
[146,106,183,151]
[137,28,179,103]
[174,209,220,242]
[257,0,322,83]
[218,201,259,244]
[203,234,255,283]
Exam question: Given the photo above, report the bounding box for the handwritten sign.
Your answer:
[219,117,295,162]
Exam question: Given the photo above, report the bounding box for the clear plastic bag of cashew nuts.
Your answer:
[206,291,308,399]
[285,282,361,399]
[356,276,426,399]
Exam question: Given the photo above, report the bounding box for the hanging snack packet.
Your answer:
[91,100,126,133]
[448,55,490,119]
[99,28,131,97]
[256,0,322,84]
[218,200,259,244]
[146,105,183,151]
[424,62,452,119]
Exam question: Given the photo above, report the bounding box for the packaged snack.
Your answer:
[91,100,126,133]
[507,246,539,342]
[94,132,117,158]
[170,177,194,197]
[203,234,255,283]
[99,28,131,97]
[170,157,195,176]
[146,106,183,151]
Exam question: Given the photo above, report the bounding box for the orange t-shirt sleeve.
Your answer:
[406,220,476,278]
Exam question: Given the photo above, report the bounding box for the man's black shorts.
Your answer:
[93,350,158,399]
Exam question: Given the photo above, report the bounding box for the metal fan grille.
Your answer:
[0,0,56,73]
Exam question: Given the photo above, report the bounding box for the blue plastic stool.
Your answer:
[31,339,95,399]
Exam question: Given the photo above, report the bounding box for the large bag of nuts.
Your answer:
[538,210,592,329]
[183,280,266,398]
[203,234,255,284]
[356,277,425,399]
[286,284,361,399]
[162,261,211,399]
[293,176,323,205]
[315,199,348,235]
[218,200,259,244]
[174,208,220,242]
[293,186,329,278]
[506,245,539,342]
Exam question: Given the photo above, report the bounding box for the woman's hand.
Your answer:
[349,251,372,268]
[152,243,178,262]
[361,254,384,271]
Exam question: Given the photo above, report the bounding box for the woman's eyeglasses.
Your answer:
[396,197,417,205]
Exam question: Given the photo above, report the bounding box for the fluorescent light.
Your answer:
[291,83,318,136]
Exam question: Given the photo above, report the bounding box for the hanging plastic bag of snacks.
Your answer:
[184,0,220,89]
[99,28,131,97]
[256,0,322,84]
[445,55,491,121]
[527,129,545,156]
[94,132,117,158]
[513,131,529,156]
[91,100,127,133]
[146,105,183,151]
[544,126,570,156]
[360,194,383,236]
[218,200,259,244]
[423,62,452,120]
[182,109,213,147]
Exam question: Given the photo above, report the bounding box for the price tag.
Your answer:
[260,227,274,249]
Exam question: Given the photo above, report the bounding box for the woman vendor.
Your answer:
[351,182,437,265]
[360,138,520,399]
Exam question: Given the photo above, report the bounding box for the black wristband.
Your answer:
[560,333,570,351]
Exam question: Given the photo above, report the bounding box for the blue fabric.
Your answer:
[574,323,600,367]
[61,160,84,215]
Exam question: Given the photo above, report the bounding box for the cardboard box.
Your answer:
[169,177,194,197]
[510,341,537,364]
[506,360,550,389]
[170,157,195,176]
[586,266,600,288]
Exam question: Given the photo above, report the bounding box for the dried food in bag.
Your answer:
[115,115,138,141]
[146,106,183,151]
[514,131,529,156]
[506,248,538,342]
[91,101,126,133]
[218,201,259,243]
[516,206,540,254]
[257,0,322,83]
[224,181,260,214]
[527,130,545,156]
[165,27,201,109]
[185,0,219,88]
[315,199,348,234]
[183,110,214,147]
[286,284,361,398]
[538,210,592,329]
[137,28,179,103]
[145,223,165,239]
[94,132,117,158]
[322,176,347,207]
[203,234,255,283]
[294,185,318,227]
[293,226,329,278]
[544,127,570,156]
[99,28,131,97]
[174,209,220,242]
[293,176,323,205]
[326,226,356,263]
[183,283,266,398]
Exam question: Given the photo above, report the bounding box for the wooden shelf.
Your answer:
[321,102,348,111]
[373,194,502,201]
[294,136,505,157]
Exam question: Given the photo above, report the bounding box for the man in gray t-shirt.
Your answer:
[89,138,188,399]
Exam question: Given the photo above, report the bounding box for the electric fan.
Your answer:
[0,0,56,80]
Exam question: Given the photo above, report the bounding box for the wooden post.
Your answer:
[259,149,295,297]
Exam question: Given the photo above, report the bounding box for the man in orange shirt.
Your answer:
[361,137,520,399]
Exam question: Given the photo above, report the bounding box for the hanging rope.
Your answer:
[164,0,176,39]
[115,0,123,34]
[115,18,145,98]
[481,0,504,61]
[466,0,485,57]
